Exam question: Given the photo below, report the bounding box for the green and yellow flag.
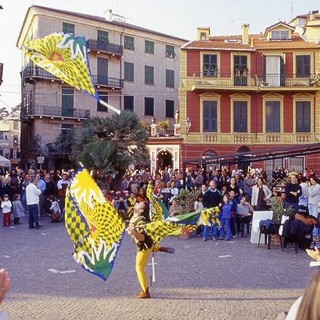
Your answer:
[23,33,120,114]
[65,168,126,281]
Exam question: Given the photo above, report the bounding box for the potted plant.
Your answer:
[271,198,295,225]
[270,197,295,245]
[157,120,171,136]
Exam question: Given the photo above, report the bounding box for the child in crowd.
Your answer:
[12,193,25,225]
[1,195,12,227]
[49,195,62,222]
[219,194,233,241]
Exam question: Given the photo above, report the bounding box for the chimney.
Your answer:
[242,23,250,45]
[197,27,210,41]
[104,9,113,21]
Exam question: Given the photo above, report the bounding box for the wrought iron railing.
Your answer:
[24,104,90,119]
[87,39,123,56]
[182,72,320,89]
[22,66,124,89]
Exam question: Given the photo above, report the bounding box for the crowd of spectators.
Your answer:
[0,164,319,238]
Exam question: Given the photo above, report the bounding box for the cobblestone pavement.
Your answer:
[0,215,316,320]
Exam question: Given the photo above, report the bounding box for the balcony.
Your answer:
[91,75,124,89]
[22,66,124,89]
[23,104,90,119]
[87,39,123,56]
[197,132,318,145]
[181,72,320,92]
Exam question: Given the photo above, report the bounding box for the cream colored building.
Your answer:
[0,114,20,167]
[16,5,187,169]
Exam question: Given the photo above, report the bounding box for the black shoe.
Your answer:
[36,225,43,229]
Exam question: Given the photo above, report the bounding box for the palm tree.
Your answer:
[73,111,149,189]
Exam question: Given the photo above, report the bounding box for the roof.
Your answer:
[182,33,320,51]
[27,5,189,43]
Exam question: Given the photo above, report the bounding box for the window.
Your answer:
[234,101,247,132]
[165,45,175,58]
[145,66,154,85]
[124,62,134,82]
[144,97,154,116]
[166,69,174,88]
[124,95,134,112]
[97,57,108,85]
[234,55,248,86]
[145,40,154,54]
[266,101,280,132]
[203,101,217,132]
[124,36,134,50]
[61,124,74,135]
[200,32,207,40]
[165,100,175,118]
[62,23,74,35]
[296,55,310,77]
[271,30,289,40]
[97,30,109,43]
[62,88,74,117]
[97,94,108,112]
[203,54,217,77]
[296,101,311,132]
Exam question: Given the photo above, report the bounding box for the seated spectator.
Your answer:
[236,196,253,233]
[169,198,183,217]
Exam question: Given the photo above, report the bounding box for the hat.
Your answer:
[3,194,9,198]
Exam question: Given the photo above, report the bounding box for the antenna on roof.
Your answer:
[290,0,293,19]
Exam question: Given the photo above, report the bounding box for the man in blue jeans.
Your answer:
[26,176,43,229]
[202,180,222,241]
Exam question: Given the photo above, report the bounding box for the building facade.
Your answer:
[0,115,21,168]
[179,12,320,175]
[16,5,187,170]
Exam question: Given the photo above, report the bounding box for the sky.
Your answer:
[0,0,319,110]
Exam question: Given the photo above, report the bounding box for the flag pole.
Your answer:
[152,252,156,283]
[99,99,121,114]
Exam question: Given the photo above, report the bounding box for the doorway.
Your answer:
[157,149,173,172]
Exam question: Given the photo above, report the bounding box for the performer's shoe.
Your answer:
[159,246,175,254]
[135,288,151,299]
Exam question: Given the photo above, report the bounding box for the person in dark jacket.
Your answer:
[285,175,302,213]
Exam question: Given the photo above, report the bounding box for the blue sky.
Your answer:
[0,0,319,109]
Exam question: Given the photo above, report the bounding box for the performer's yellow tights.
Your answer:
[135,244,160,292]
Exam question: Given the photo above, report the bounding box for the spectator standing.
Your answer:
[285,175,302,212]
[299,176,309,208]
[36,173,46,217]
[57,173,70,211]
[169,180,179,203]
[202,180,222,241]
[308,176,320,240]
[251,178,272,211]
[1,194,12,227]
[219,194,233,241]
[26,176,42,229]
[12,193,25,225]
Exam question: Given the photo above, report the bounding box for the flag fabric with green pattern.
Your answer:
[65,168,126,281]
[23,33,98,98]
[23,33,121,114]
